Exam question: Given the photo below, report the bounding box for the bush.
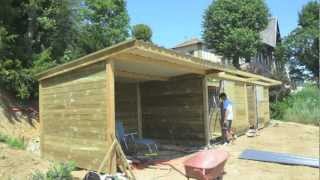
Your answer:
[0,133,26,149]
[271,85,320,125]
[132,24,152,42]
[31,162,76,180]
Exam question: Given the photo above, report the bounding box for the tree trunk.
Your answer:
[232,56,240,69]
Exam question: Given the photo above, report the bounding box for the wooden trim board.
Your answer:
[105,61,116,174]
[202,77,210,145]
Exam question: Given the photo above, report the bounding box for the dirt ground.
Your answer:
[0,121,318,180]
[133,121,320,180]
[0,143,50,180]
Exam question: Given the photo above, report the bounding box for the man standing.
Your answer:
[219,93,233,144]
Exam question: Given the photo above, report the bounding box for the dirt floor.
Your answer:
[133,121,320,180]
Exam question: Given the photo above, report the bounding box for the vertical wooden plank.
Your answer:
[203,77,209,145]
[136,82,142,138]
[106,61,116,174]
[243,83,249,128]
[39,82,44,157]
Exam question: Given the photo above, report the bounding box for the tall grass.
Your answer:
[271,85,320,125]
[31,162,76,180]
[0,133,26,149]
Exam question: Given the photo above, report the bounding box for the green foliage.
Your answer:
[0,59,35,99]
[31,162,76,180]
[0,133,26,149]
[132,24,152,42]
[79,0,130,54]
[0,0,130,100]
[274,42,289,73]
[271,85,320,125]
[286,1,319,80]
[202,0,269,68]
[30,49,56,75]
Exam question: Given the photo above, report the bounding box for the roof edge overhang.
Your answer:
[36,39,281,86]
[35,39,137,81]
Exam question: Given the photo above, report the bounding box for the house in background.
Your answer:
[173,17,281,77]
[172,38,222,63]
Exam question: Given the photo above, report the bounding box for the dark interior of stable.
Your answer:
[114,75,206,147]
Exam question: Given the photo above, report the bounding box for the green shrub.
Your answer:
[31,162,76,180]
[271,85,320,125]
[0,133,26,149]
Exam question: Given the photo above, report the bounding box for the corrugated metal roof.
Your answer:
[36,39,281,86]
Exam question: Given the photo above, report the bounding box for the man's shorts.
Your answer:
[226,120,232,130]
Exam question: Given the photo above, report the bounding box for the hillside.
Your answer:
[0,89,39,141]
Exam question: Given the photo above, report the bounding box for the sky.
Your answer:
[127,0,313,48]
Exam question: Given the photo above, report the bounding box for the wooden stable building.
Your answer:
[36,39,281,173]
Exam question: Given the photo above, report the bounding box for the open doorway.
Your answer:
[207,80,223,140]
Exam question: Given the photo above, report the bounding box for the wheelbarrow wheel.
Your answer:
[215,176,223,180]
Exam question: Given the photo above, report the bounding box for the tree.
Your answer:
[0,0,80,99]
[0,0,131,100]
[286,1,319,84]
[202,0,269,68]
[79,0,130,54]
[132,24,152,42]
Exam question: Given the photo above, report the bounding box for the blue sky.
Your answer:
[127,0,313,48]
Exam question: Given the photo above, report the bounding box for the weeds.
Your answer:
[271,85,320,125]
[31,162,76,180]
[0,132,25,149]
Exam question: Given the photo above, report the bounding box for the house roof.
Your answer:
[173,38,203,49]
[174,18,281,49]
[260,17,281,47]
[36,39,281,86]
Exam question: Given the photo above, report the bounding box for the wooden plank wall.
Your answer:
[115,83,138,132]
[223,80,249,133]
[140,75,205,145]
[40,62,109,171]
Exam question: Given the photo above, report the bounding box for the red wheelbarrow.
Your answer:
[183,149,229,180]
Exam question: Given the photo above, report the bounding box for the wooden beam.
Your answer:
[116,52,207,75]
[115,69,169,81]
[223,69,282,84]
[136,83,142,138]
[247,77,259,81]
[202,77,210,146]
[207,72,272,86]
[105,61,116,174]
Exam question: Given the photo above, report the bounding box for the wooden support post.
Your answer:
[203,77,210,145]
[106,61,116,174]
[136,82,142,138]
[39,83,44,157]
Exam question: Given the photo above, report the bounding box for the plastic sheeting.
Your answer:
[239,149,319,168]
